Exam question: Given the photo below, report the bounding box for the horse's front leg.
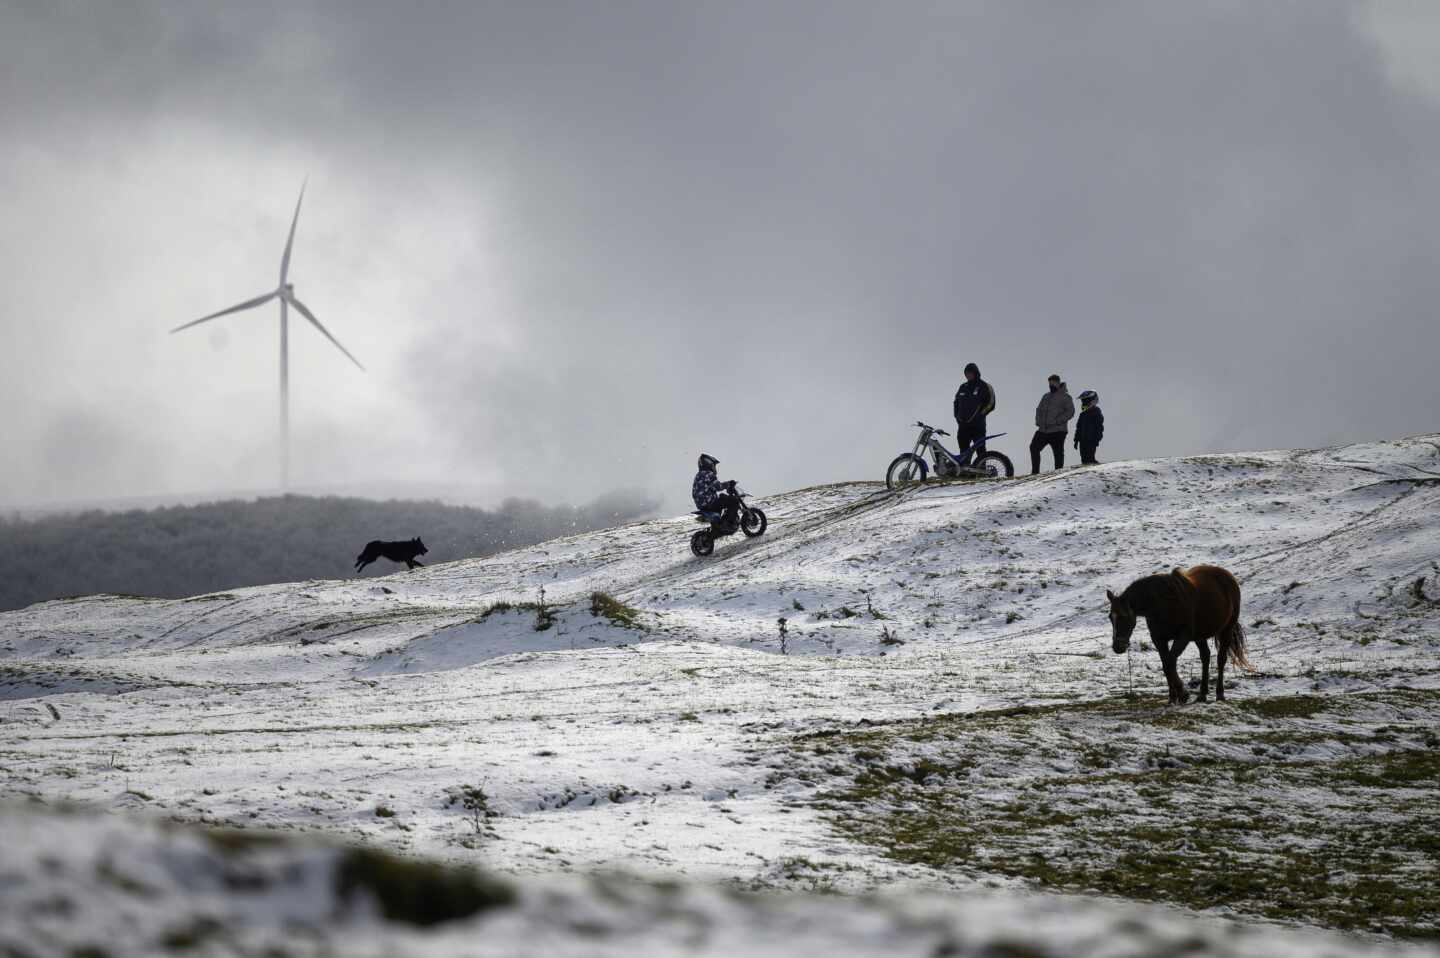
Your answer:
[1169,635,1192,704]
[1154,643,1183,704]
[1148,630,1182,704]
[1194,636,1211,703]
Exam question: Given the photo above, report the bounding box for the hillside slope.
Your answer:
[2,435,1439,943]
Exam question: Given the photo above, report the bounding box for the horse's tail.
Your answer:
[1224,618,1254,670]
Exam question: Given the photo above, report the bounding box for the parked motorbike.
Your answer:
[885,421,1015,490]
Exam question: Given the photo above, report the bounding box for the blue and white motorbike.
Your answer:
[690,484,767,557]
[885,421,1015,490]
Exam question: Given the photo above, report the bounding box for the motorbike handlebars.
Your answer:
[915,421,950,437]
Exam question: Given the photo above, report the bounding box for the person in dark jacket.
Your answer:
[953,362,995,454]
[1074,390,1104,465]
[692,453,738,525]
[1029,374,1074,474]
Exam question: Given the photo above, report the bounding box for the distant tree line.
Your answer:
[0,490,658,612]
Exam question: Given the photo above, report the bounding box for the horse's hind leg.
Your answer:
[1217,628,1234,700]
[1216,641,1227,700]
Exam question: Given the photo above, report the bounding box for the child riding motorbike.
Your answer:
[692,453,739,529]
[689,453,768,556]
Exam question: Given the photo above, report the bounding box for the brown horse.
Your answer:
[1106,565,1252,704]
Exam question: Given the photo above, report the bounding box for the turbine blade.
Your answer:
[279,177,307,284]
[285,293,365,371]
[171,290,278,333]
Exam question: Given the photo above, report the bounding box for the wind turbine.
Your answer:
[172,181,364,489]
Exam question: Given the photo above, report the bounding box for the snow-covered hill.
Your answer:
[3,435,1439,950]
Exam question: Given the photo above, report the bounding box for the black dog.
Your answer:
[355,537,428,573]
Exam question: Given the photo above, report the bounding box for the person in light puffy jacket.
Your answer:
[1029,374,1074,474]
[1074,389,1104,465]
[692,453,738,525]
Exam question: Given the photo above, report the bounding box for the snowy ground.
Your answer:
[5,805,1437,958]
[2,435,1439,951]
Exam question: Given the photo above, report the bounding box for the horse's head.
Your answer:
[1106,588,1136,654]
[414,537,428,556]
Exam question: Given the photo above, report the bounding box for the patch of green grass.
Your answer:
[590,592,643,629]
[1337,749,1440,788]
[474,600,555,632]
[1236,695,1326,719]
[787,689,1440,937]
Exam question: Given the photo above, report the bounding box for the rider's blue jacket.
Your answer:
[692,469,724,510]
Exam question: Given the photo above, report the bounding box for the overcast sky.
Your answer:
[3,1,1439,512]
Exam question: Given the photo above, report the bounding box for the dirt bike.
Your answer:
[690,485,767,557]
[885,421,1015,490]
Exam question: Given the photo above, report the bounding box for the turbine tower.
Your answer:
[172,181,364,489]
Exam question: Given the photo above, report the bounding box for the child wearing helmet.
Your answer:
[692,453,739,526]
[1074,390,1104,465]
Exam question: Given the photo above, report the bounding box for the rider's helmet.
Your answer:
[697,453,719,472]
[1079,389,1098,407]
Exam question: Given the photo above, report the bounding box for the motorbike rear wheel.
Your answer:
[741,508,767,537]
[885,454,927,491]
[690,529,715,557]
[973,451,1015,479]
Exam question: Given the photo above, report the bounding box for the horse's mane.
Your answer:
[1121,570,1189,615]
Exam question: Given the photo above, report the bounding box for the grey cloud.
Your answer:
[3,2,1439,511]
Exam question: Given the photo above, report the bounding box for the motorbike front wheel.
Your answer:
[885,454,927,491]
[741,508,767,537]
[973,451,1015,479]
[690,529,715,557]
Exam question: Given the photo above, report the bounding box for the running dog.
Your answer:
[355,537,428,573]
